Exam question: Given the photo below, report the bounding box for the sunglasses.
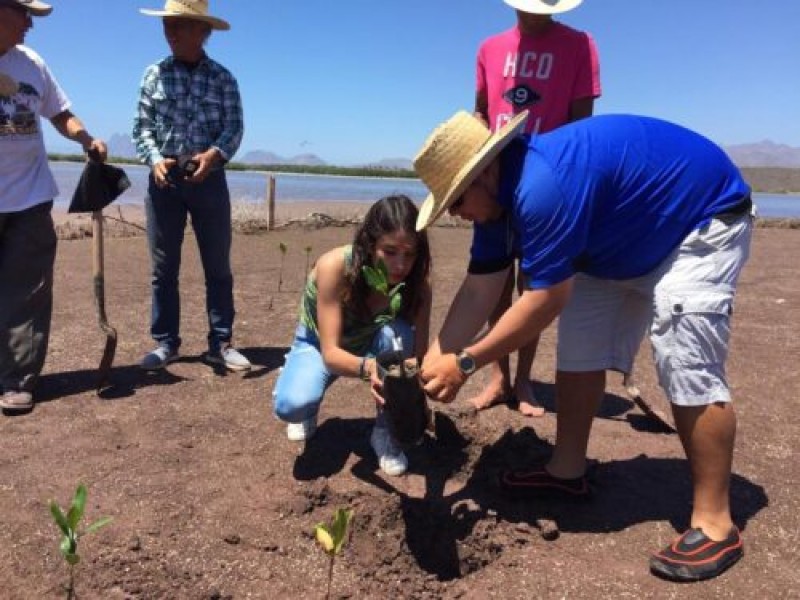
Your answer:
[450,195,465,211]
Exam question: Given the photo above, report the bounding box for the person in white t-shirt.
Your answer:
[0,0,107,413]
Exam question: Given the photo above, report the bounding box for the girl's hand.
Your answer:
[361,358,386,406]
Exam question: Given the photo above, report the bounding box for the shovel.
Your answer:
[91,208,116,391]
[69,151,130,391]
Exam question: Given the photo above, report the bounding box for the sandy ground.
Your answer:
[0,204,798,599]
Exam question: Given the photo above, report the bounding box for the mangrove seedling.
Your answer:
[49,484,113,598]
[362,259,404,350]
[314,508,354,600]
[278,242,288,291]
[304,245,313,280]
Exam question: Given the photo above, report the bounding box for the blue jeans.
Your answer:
[272,319,415,424]
[145,169,234,353]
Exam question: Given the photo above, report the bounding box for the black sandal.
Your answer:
[650,527,743,582]
[499,466,591,500]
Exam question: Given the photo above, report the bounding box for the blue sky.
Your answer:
[25,0,800,165]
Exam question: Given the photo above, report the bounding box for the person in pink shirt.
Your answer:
[470,0,601,416]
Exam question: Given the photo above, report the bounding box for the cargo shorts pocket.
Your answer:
[663,292,733,368]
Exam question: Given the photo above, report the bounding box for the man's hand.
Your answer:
[85,139,108,163]
[152,158,178,188]
[185,148,222,183]
[420,353,468,404]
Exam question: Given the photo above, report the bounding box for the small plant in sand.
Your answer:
[304,245,313,280]
[49,484,113,599]
[362,259,404,350]
[278,242,288,291]
[314,508,353,600]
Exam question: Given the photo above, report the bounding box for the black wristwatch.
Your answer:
[455,350,477,376]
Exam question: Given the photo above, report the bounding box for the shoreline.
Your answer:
[51,201,800,240]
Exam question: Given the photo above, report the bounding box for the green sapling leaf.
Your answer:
[330,508,353,554]
[390,293,402,317]
[50,502,70,536]
[67,484,87,531]
[84,516,114,535]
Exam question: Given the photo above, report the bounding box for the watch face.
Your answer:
[458,353,476,374]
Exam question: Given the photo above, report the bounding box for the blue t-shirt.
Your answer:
[469,115,750,288]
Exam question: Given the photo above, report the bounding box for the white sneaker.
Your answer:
[370,425,408,476]
[207,345,252,371]
[287,416,317,442]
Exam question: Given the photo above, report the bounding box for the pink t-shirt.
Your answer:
[476,22,601,134]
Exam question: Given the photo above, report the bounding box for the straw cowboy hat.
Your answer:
[503,0,583,14]
[414,110,529,231]
[0,0,52,17]
[140,0,230,31]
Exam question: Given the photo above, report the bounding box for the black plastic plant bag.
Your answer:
[68,160,131,214]
[376,349,428,448]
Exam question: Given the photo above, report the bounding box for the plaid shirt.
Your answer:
[132,54,244,166]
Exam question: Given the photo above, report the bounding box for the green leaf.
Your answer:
[50,502,71,537]
[84,516,113,535]
[330,509,353,554]
[389,293,402,317]
[362,266,388,295]
[388,282,405,298]
[65,553,80,566]
[66,485,87,531]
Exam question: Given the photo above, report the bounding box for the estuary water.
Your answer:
[49,161,800,218]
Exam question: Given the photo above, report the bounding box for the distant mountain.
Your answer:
[724,141,800,168]
[291,153,326,167]
[108,132,137,159]
[240,149,326,166]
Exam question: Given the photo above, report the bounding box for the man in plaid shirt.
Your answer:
[133,0,250,372]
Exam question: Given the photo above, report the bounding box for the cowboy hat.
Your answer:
[503,0,583,15]
[140,0,230,31]
[414,110,528,231]
[0,0,52,17]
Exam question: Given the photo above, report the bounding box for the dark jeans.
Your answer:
[0,201,56,393]
[145,169,234,353]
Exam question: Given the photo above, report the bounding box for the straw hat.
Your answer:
[414,111,528,231]
[504,0,583,14]
[0,0,52,17]
[140,0,230,31]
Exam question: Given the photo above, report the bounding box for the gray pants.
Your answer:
[0,201,56,394]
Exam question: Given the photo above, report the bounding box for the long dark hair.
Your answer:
[344,195,431,321]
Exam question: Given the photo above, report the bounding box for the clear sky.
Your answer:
[24,0,800,165]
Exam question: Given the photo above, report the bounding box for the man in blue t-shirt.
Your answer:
[413,110,753,582]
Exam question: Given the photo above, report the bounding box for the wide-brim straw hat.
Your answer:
[504,0,583,15]
[414,110,528,231]
[0,0,52,17]
[140,0,230,31]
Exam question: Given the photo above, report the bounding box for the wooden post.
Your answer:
[266,174,276,231]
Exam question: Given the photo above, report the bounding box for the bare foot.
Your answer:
[467,380,511,411]
[515,379,545,417]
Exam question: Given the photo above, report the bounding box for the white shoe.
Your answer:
[370,425,408,476]
[287,417,317,442]
[207,345,252,371]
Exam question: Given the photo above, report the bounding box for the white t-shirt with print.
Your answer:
[0,45,70,213]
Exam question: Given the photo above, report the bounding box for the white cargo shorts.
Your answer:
[557,213,753,406]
